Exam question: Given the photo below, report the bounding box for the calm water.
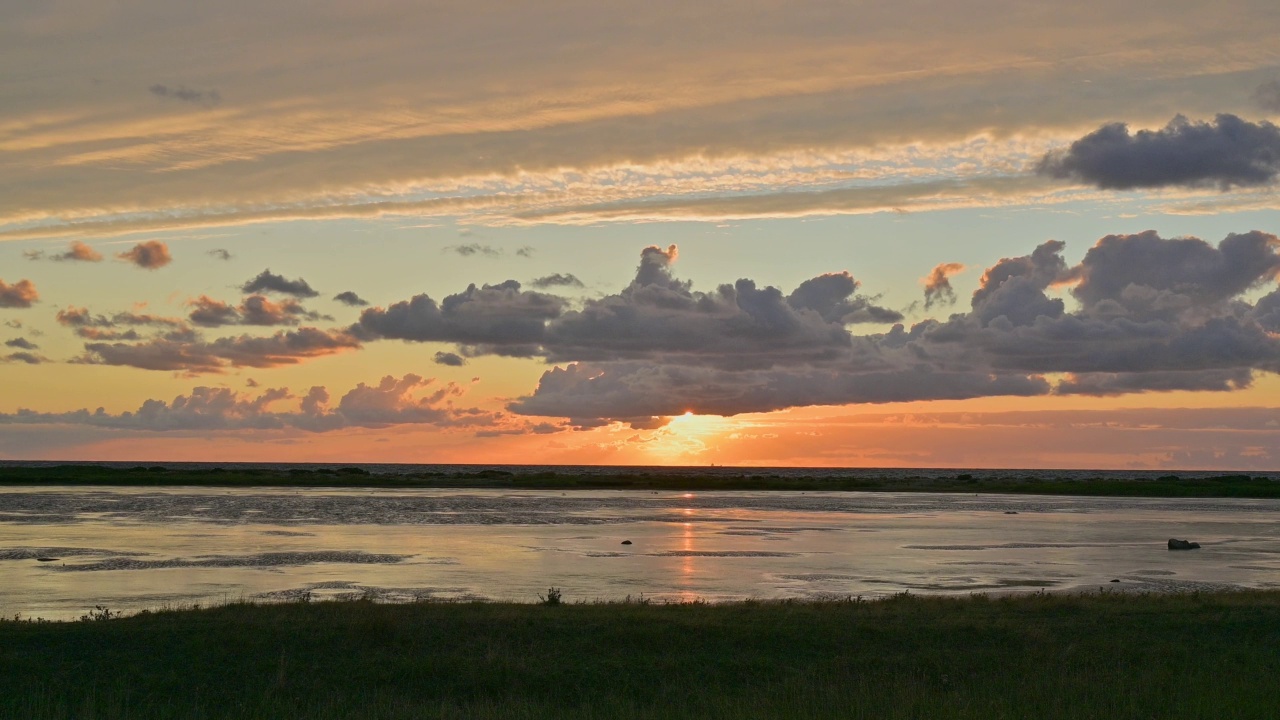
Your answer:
[3,486,1279,620]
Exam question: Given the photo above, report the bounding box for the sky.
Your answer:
[1,0,1278,469]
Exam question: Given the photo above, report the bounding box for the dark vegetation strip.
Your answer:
[1,464,1279,497]
[3,591,1280,719]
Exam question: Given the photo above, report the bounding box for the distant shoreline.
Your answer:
[2,463,1278,498]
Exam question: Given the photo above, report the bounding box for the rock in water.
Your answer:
[621,540,633,545]
[1168,538,1201,550]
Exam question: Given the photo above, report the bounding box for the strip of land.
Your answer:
[1,464,1278,498]
[4,591,1279,719]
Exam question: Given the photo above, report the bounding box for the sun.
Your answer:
[644,412,735,462]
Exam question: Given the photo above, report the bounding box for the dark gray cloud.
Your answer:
[499,233,1280,425]
[56,306,186,339]
[24,241,102,262]
[1037,114,1280,190]
[78,327,361,373]
[1055,369,1254,396]
[149,84,221,106]
[0,374,494,432]
[5,338,38,350]
[922,262,964,310]
[353,280,567,349]
[530,273,584,289]
[434,351,466,366]
[207,248,233,261]
[445,243,501,258]
[333,291,369,307]
[509,360,1049,423]
[117,241,172,269]
[241,269,319,298]
[516,246,535,258]
[2,351,48,365]
[1255,81,1280,112]
[187,295,332,327]
[1070,230,1280,318]
[0,279,38,308]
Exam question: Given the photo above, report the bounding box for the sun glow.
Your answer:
[643,412,737,463]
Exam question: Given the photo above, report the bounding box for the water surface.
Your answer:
[3,487,1278,619]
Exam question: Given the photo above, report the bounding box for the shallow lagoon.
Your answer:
[3,486,1279,619]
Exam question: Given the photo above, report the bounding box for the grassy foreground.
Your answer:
[3,464,1279,497]
[3,591,1280,719]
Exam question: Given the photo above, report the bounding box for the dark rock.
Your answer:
[1004,511,1018,515]
[621,540,633,545]
[1110,579,1120,583]
[1168,538,1201,550]
[36,557,60,562]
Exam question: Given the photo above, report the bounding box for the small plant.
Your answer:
[79,605,116,622]
[539,587,563,606]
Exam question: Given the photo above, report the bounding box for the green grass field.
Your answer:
[3,464,1279,497]
[4,591,1279,719]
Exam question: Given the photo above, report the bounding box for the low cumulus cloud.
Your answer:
[1038,114,1280,190]
[922,262,965,309]
[0,279,39,308]
[502,234,1280,425]
[434,351,466,366]
[25,241,103,262]
[187,295,332,327]
[207,248,233,261]
[530,273,584,289]
[117,241,172,269]
[445,243,502,258]
[149,84,221,107]
[2,351,48,365]
[333,291,369,307]
[0,374,494,432]
[56,306,186,340]
[77,326,361,373]
[241,269,319,298]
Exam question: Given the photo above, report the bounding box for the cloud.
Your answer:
[207,248,233,261]
[2,351,48,365]
[78,326,361,374]
[117,241,172,269]
[24,241,103,262]
[0,279,38,308]
[1037,114,1280,190]
[0,374,493,432]
[530,273,584,289]
[333,291,369,307]
[187,295,332,327]
[445,243,502,258]
[56,306,186,339]
[494,233,1280,424]
[516,246,535,258]
[353,280,567,350]
[241,269,319,298]
[922,263,965,310]
[5,338,38,350]
[1255,80,1280,112]
[434,351,466,366]
[149,84,221,106]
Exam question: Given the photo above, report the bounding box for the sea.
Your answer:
[3,462,1278,620]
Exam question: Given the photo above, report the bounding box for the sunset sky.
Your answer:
[2,0,1278,468]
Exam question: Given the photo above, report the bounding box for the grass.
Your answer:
[3,590,1280,718]
[2,464,1279,497]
